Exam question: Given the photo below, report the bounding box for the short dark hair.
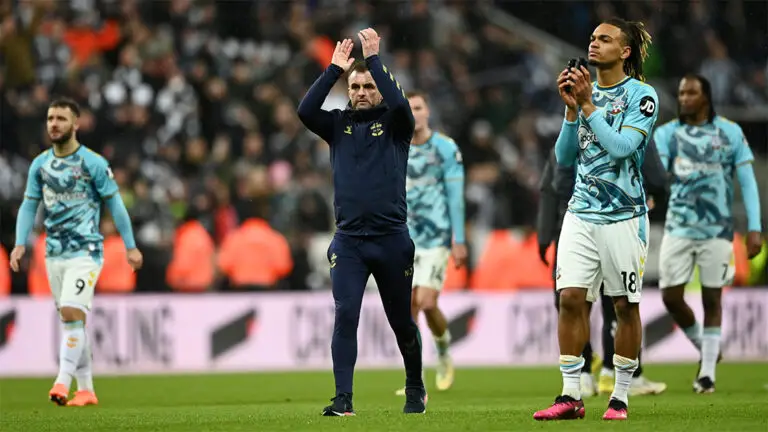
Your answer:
[603,17,652,82]
[350,60,369,74]
[678,73,716,123]
[405,90,428,103]
[346,60,369,82]
[49,98,81,118]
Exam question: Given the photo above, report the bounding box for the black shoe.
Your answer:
[607,398,627,411]
[693,376,715,394]
[694,353,722,389]
[403,387,427,414]
[322,393,355,416]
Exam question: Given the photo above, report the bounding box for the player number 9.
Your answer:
[75,278,86,295]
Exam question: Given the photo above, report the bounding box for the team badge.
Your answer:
[70,166,83,179]
[608,98,626,115]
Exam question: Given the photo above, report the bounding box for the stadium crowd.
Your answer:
[2,0,767,295]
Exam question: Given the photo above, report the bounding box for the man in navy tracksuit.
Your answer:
[297,29,426,416]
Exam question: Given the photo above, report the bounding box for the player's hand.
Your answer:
[647,197,656,210]
[746,231,763,260]
[331,38,355,71]
[357,28,380,59]
[127,248,144,271]
[451,243,468,268]
[557,69,578,111]
[9,246,25,272]
[568,65,593,107]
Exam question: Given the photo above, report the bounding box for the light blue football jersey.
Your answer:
[568,77,659,224]
[406,132,464,249]
[653,116,754,240]
[24,145,119,261]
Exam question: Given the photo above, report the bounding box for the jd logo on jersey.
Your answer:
[639,96,656,117]
[370,122,383,137]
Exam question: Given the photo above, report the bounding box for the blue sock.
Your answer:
[683,322,702,350]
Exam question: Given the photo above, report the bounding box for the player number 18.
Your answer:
[621,271,637,293]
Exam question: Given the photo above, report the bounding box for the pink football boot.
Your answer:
[533,395,585,421]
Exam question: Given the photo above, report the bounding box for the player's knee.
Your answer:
[334,302,360,335]
[613,297,639,322]
[661,286,685,310]
[417,290,438,312]
[558,288,587,314]
[59,306,85,323]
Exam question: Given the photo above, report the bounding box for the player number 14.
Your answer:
[621,271,637,293]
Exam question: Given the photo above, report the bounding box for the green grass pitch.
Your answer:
[1,363,767,431]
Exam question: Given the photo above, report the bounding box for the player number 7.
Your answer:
[721,264,729,281]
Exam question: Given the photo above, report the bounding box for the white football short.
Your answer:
[659,235,734,289]
[413,247,450,291]
[46,256,102,312]
[556,212,649,303]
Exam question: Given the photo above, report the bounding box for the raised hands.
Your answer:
[557,68,578,111]
[357,28,380,59]
[331,29,381,71]
[332,39,355,72]
[567,65,593,108]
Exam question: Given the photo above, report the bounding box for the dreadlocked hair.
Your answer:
[604,17,653,82]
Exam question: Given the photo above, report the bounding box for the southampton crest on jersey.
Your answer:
[608,97,627,115]
[70,165,83,179]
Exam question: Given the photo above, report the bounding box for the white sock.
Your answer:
[55,320,86,389]
[610,354,639,405]
[434,329,451,358]
[699,327,721,381]
[75,333,94,392]
[560,355,584,400]
[683,322,702,350]
[600,367,614,378]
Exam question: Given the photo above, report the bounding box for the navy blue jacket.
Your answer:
[297,55,415,236]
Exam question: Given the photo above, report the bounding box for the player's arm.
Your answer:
[536,150,559,261]
[641,138,669,202]
[296,64,344,143]
[438,139,466,245]
[90,157,137,250]
[15,158,44,248]
[651,124,673,171]
[554,113,579,166]
[365,55,415,139]
[733,130,762,233]
[585,86,659,159]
